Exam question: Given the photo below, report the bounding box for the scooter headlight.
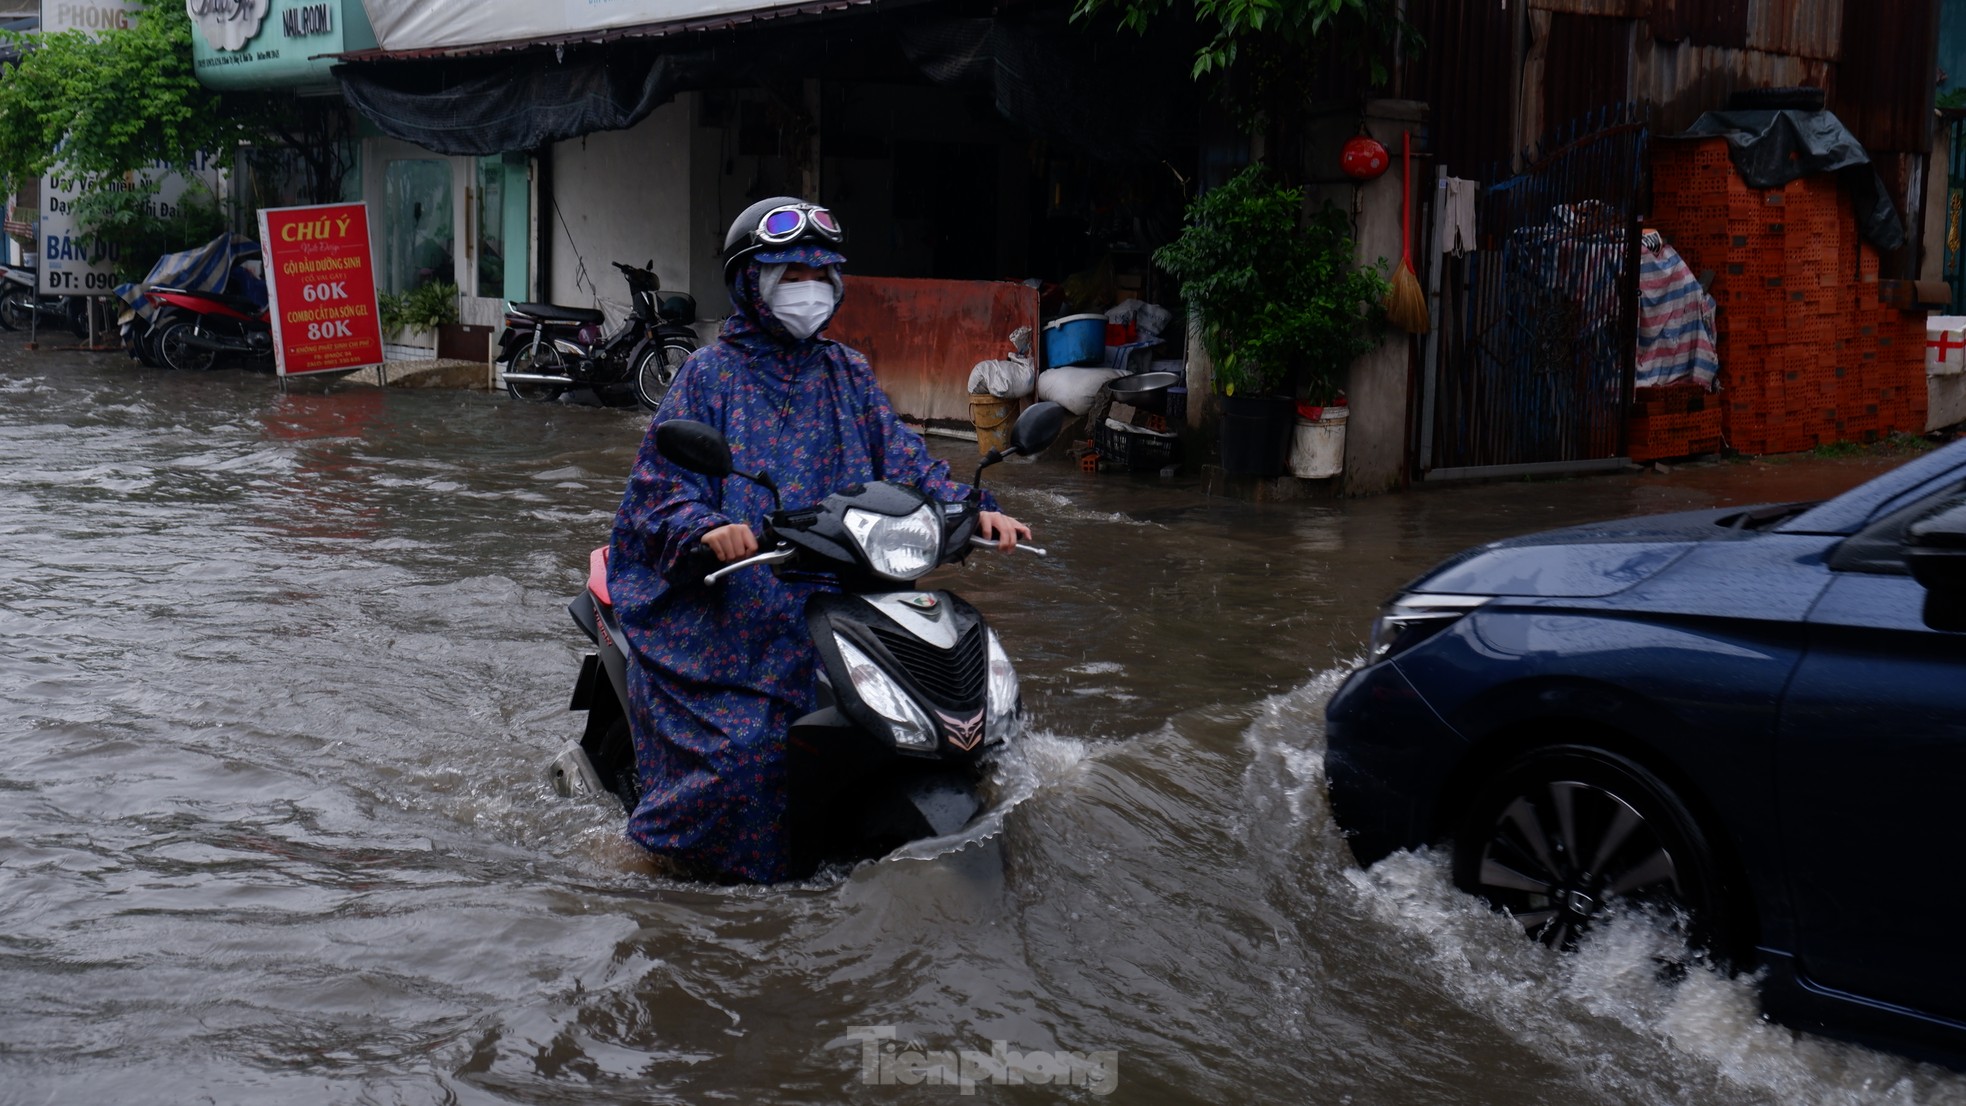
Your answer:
[835,637,936,748]
[985,628,1021,744]
[843,504,943,581]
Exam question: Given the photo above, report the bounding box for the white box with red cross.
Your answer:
[1927,316,1966,376]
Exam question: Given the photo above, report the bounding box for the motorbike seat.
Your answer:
[511,302,606,325]
[152,286,266,317]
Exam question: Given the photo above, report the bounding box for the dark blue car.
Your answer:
[1324,438,1966,1061]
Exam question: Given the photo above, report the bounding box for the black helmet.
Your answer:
[721,196,846,285]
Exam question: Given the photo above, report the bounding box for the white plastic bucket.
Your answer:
[1288,408,1348,478]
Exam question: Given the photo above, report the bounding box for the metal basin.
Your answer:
[1106,371,1180,412]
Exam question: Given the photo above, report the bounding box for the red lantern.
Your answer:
[1341,135,1390,181]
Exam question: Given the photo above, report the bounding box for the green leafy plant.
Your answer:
[72,177,226,282]
[378,281,459,336]
[0,0,275,186]
[1071,0,1419,129]
[1153,162,1388,399]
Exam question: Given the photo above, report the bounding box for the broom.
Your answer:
[1384,129,1430,334]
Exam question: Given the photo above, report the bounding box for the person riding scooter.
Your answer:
[606,197,1032,883]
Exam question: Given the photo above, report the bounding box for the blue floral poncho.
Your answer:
[607,251,995,882]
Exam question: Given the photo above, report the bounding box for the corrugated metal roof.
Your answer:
[332,0,883,62]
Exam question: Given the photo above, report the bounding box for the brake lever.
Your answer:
[968,536,1047,557]
[703,546,795,584]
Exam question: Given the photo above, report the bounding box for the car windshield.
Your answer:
[1777,438,1966,535]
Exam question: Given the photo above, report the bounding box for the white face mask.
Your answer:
[765,279,837,340]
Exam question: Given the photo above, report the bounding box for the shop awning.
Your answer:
[333,0,1193,162]
[336,0,877,61]
[332,0,914,155]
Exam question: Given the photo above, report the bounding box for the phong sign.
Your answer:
[259,203,384,377]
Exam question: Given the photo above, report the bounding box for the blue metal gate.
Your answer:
[1421,106,1647,478]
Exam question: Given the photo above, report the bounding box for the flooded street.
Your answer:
[6,337,1964,1105]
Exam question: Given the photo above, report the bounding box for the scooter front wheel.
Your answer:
[155,317,219,372]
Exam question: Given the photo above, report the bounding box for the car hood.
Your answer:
[1405,505,1786,599]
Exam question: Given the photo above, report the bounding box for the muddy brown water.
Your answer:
[4,337,1962,1104]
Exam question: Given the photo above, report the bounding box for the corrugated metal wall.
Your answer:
[1400,0,1517,178]
[1399,1,1935,174]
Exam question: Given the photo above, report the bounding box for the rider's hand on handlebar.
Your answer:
[977,511,1031,553]
[702,523,758,563]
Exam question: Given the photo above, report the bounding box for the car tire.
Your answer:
[1450,744,1736,959]
[633,339,693,412]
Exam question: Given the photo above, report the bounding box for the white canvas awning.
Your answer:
[357,0,817,54]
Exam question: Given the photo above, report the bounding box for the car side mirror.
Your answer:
[655,419,733,477]
[1906,498,1966,631]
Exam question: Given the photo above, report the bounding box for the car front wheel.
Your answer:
[1450,744,1736,959]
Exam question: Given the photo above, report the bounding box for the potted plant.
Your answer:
[378,280,459,352]
[1154,162,1388,476]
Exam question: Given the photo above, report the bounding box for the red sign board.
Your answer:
[258,203,385,377]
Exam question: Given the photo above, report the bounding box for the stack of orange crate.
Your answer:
[1627,381,1723,461]
[1648,138,1926,455]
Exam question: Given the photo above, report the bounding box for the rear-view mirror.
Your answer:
[1007,401,1067,457]
[1906,498,1966,631]
[655,419,733,478]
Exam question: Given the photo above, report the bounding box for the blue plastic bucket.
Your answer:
[1043,314,1106,368]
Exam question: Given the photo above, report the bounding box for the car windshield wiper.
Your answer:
[1720,501,1819,532]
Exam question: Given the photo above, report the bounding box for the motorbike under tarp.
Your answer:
[1678,108,1906,251]
[114,232,265,324]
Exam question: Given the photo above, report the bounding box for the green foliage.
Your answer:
[0,0,278,188]
[1940,88,1966,111]
[71,177,225,282]
[379,282,460,336]
[1153,162,1388,398]
[1071,0,1417,126]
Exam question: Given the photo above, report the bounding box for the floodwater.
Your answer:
[3,336,1962,1105]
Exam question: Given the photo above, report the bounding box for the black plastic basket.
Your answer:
[1095,420,1179,472]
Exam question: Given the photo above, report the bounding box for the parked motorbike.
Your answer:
[142,283,274,372]
[552,400,1067,879]
[499,260,698,411]
[0,264,89,338]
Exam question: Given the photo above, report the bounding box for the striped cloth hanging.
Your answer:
[1635,230,1719,390]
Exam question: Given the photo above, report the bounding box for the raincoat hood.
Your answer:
[724,244,848,349]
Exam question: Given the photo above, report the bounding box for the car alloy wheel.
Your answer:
[633,340,693,411]
[1451,745,1734,958]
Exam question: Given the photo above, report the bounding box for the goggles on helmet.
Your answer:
[751,203,843,248]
